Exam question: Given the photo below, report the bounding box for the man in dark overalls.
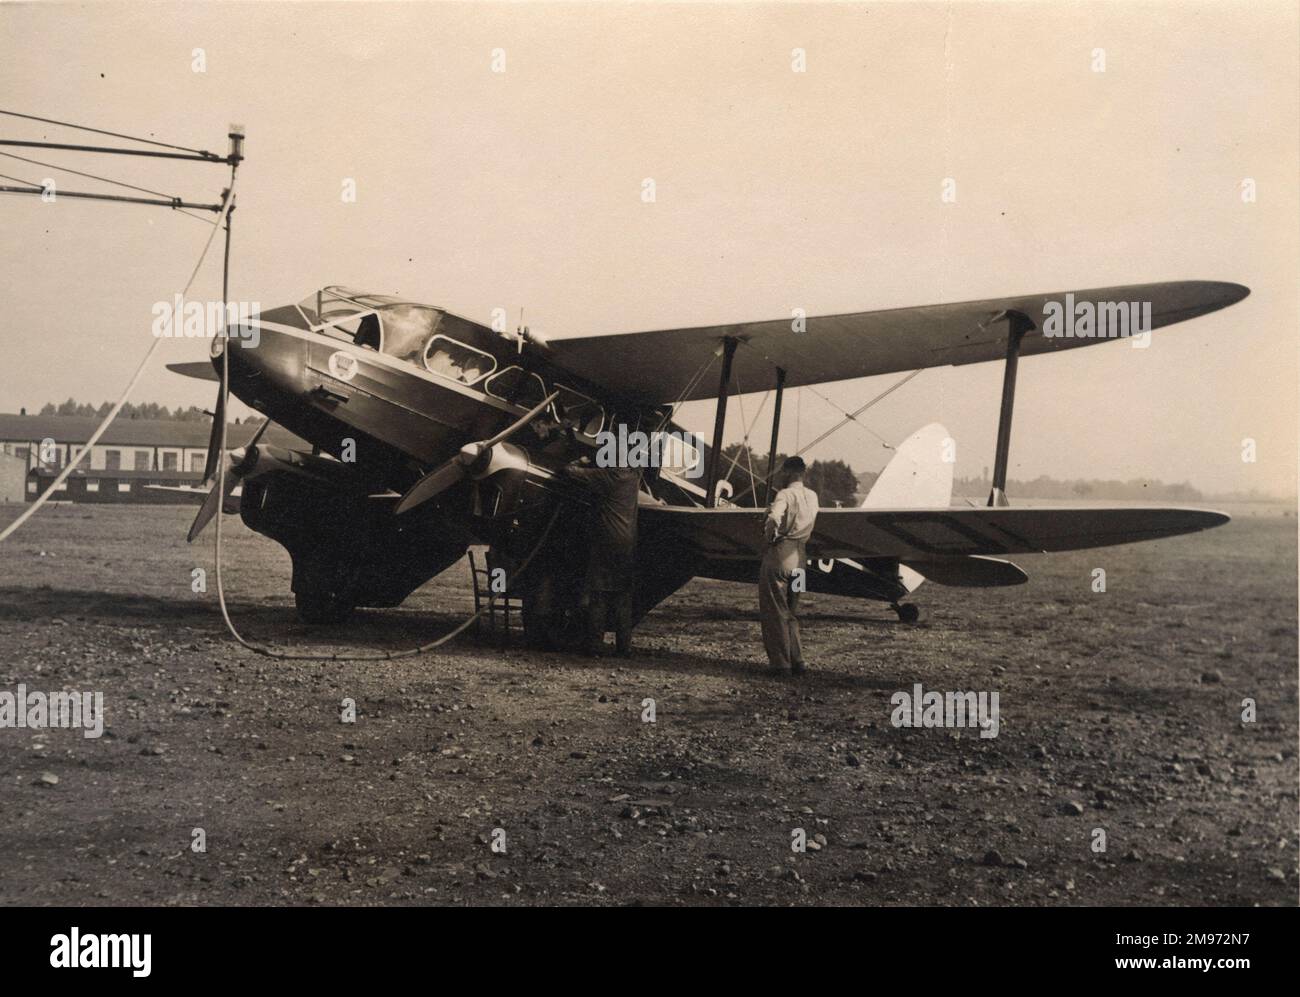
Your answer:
[561,456,640,656]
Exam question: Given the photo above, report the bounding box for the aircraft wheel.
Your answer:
[295,586,355,625]
[893,602,921,625]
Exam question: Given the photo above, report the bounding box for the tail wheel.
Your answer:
[893,602,921,624]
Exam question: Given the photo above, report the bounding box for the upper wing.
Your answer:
[549,281,1248,404]
[640,504,1229,560]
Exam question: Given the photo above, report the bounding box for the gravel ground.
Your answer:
[0,503,1295,906]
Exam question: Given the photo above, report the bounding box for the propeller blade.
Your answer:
[201,382,226,483]
[245,417,270,450]
[482,391,558,449]
[165,361,220,382]
[187,453,239,542]
[394,392,558,516]
[394,459,468,515]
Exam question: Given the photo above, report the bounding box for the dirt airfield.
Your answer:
[0,503,1295,906]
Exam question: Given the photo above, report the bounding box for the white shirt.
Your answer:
[765,482,819,545]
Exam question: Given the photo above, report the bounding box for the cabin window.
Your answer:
[319,311,381,351]
[553,385,605,437]
[298,287,387,326]
[659,434,702,478]
[485,366,548,409]
[377,304,439,364]
[424,335,496,386]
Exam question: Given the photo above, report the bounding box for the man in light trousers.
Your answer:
[760,456,819,675]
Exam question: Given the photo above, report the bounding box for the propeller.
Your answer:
[395,391,558,515]
[200,335,230,483]
[187,418,270,542]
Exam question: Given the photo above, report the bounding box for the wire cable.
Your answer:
[0,170,39,187]
[0,149,177,198]
[0,183,235,544]
[0,108,212,155]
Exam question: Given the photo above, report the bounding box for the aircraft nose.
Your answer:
[210,320,308,401]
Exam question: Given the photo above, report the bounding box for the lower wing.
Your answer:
[640,505,1229,560]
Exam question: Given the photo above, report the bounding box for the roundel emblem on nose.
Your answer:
[328,351,358,382]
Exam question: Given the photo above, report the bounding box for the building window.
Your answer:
[162,451,178,471]
[134,450,151,471]
[86,481,99,493]
[189,452,205,472]
[105,449,121,471]
[117,482,131,493]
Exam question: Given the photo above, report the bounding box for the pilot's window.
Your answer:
[485,366,548,409]
[299,288,367,326]
[319,311,380,350]
[380,304,440,364]
[424,335,496,386]
[553,385,605,437]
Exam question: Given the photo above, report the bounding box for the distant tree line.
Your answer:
[716,443,859,507]
[952,473,1204,502]
[37,399,209,422]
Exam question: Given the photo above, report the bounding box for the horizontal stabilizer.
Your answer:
[901,555,1028,588]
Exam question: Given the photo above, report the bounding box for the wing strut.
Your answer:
[703,337,739,507]
[763,366,786,504]
[988,309,1035,507]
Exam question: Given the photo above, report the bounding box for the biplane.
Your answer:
[170,280,1246,639]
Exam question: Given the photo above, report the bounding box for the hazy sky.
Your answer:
[2,1,1296,496]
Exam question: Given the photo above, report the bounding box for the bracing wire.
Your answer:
[794,367,925,458]
[651,350,716,435]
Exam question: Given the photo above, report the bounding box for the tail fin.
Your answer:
[859,423,954,596]
[861,423,954,509]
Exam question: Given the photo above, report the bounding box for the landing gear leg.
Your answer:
[892,602,921,624]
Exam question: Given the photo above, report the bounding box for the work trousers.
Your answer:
[759,539,806,669]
